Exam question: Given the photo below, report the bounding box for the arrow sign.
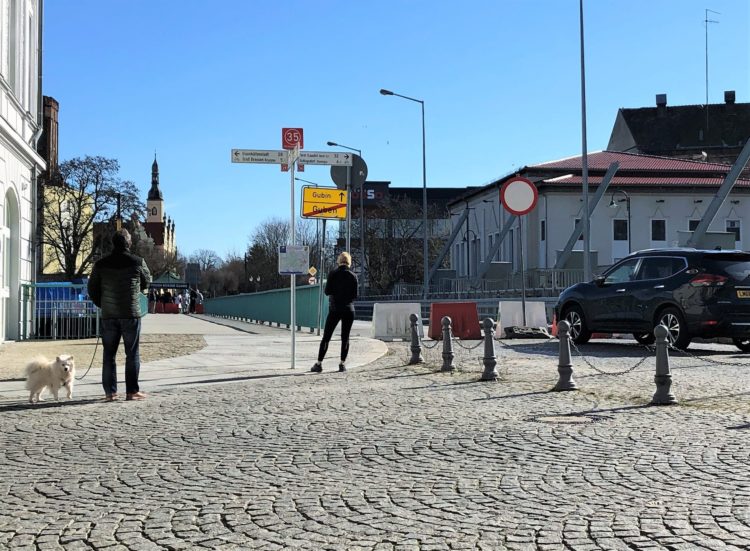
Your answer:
[231,149,288,164]
[298,151,353,166]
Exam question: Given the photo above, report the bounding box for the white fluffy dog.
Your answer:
[25,355,75,403]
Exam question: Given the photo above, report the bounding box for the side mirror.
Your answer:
[593,275,606,287]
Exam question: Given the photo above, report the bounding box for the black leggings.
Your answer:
[318,308,355,362]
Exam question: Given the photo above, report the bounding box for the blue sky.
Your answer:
[44,0,749,259]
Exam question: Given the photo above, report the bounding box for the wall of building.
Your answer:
[451,187,750,278]
[0,0,44,341]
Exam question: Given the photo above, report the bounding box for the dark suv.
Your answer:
[554,248,750,351]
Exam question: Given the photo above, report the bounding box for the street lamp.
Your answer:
[609,189,631,253]
[380,88,428,299]
[327,141,365,296]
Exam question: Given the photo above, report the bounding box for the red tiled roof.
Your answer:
[541,175,750,187]
[530,151,733,172]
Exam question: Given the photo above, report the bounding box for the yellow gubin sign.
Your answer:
[301,186,348,220]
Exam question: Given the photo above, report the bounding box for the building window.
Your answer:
[727,220,741,242]
[540,220,546,242]
[651,219,666,241]
[689,219,700,231]
[613,219,628,241]
[575,218,582,240]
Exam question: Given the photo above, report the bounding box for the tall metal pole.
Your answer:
[380,89,428,298]
[327,143,364,297]
[421,100,428,300]
[579,0,591,281]
[318,219,326,336]
[519,218,527,326]
[704,9,720,131]
[290,156,296,369]
[346,166,351,253]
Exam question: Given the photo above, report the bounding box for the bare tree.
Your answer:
[363,196,446,294]
[241,216,331,293]
[41,156,140,280]
[189,249,222,273]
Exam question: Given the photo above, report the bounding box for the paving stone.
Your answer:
[2,339,750,548]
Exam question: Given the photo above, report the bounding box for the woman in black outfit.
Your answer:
[311,252,358,373]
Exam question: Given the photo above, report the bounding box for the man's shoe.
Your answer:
[310,362,323,373]
[338,362,346,372]
[126,392,146,401]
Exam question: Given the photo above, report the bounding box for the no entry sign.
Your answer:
[500,176,538,216]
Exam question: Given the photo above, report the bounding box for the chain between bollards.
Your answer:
[553,320,577,391]
[441,316,455,372]
[651,324,677,405]
[408,313,424,365]
[480,318,499,381]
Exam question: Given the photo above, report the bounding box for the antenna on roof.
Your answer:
[705,8,720,131]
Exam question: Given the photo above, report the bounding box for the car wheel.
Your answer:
[733,338,750,353]
[633,332,655,345]
[562,305,591,344]
[656,307,691,350]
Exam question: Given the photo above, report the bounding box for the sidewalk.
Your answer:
[0,314,388,402]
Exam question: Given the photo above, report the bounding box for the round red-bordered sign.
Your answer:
[500,176,538,216]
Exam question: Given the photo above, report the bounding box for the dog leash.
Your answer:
[75,334,100,381]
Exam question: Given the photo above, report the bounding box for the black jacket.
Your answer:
[325,265,358,311]
[88,249,152,319]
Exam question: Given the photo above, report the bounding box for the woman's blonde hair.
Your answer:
[337,252,352,267]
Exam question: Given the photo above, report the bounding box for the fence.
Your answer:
[204,283,328,331]
[20,283,99,340]
[366,269,585,301]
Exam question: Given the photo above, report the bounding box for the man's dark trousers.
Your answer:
[101,318,142,395]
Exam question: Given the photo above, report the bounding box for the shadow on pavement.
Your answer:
[0,397,103,412]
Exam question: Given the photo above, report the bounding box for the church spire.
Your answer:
[148,154,163,200]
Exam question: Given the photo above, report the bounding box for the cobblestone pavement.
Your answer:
[3,337,750,550]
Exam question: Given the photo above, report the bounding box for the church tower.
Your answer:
[143,156,176,254]
[146,156,163,223]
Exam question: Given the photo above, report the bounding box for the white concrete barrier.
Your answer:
[497,301,548,335]
[372,302,424,341]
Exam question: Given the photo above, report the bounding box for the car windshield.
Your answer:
[701,254,750,282]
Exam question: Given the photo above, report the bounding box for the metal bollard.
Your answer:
[481,318,499,381]
[651,324,677,405]
[553,320,578,391]
[441,316,455,372]
[408,313,424,365]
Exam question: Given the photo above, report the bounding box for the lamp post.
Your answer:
[380,88,428,299]
[463,229,477,279]
[609,189,631,253]
[327,141,365,296]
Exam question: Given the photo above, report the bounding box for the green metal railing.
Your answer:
[204,284,329,331]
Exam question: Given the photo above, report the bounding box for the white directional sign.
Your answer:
[231,149,288,164]
[298,151,353,166]
[278,245,310,275]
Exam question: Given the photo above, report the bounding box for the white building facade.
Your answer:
[0,0,45,341]
[449,151,750,281]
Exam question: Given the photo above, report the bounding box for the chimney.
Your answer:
[656,93,667,117]
[725,90,736,104]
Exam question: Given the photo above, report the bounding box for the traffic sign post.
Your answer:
[231,137,360,368]
[500,177,538,326]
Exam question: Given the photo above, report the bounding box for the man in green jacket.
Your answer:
[88,229,152,401]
